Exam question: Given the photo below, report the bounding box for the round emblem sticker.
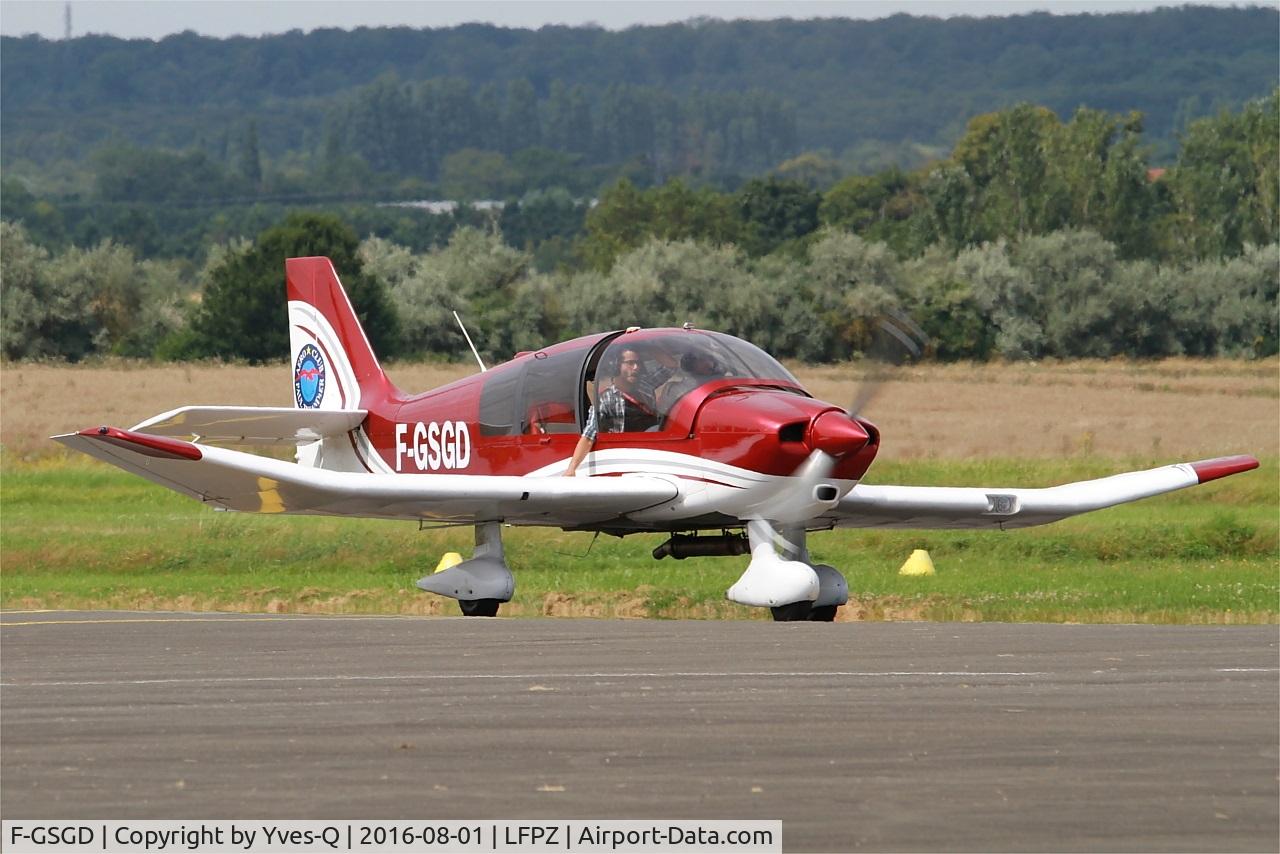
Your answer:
[294,344,326,408]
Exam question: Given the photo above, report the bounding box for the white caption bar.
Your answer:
[2,821,782,853]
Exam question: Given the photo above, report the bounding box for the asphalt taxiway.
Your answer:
[1,612,1276,851]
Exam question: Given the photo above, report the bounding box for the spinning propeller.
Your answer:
[727,310,931,609]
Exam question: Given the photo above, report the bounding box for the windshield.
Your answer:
[591,330,801,429]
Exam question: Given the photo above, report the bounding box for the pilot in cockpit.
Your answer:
[563,346,658,476]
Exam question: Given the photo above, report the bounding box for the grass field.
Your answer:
[2,359,1277,622]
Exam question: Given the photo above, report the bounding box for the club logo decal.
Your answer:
[294,344,326,408]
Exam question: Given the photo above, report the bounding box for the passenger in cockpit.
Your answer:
[654,349,724,414]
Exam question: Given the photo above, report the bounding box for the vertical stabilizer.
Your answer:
[285,257,397,473]
[286,256,393,411]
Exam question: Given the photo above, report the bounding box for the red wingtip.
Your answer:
[80,426,202,461]
[1189,455,1259,484]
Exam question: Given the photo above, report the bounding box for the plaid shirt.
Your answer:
[582,384,657,440]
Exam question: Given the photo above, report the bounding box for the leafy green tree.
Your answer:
[1045,108,1154,257]
[503,79,541,154]
[821,167,929,255]
[239,120,263,188]
[560,238,774,345]
[801,228,906,355]
[499,187,588,265]
[579,179,657,272]
[383,227,540,360]
[1166,243,1280,356]
[0,177,67,249]
[953,104,1061,239]
[188,212,400,363]
[93,145,240,203]
[1011,229,1120,358]
[0,221,186,360]
[736,176,821,256]
[649,179,742,246]
[953,239,1042,358]
[0,221,85,359]
[923,164,979,250]
[1165,90,1280,259]
[900,247,996,360]
[440,149,517,200]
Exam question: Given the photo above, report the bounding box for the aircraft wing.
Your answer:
[52,427,679,526]
[131,406,367,445]
[824,456,1259,530]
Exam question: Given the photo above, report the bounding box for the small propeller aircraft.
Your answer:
[55,257,1259,621]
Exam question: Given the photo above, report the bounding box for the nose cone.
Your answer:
[806,411,870,457]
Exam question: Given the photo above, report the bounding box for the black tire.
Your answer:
[808,605,838,622]
[458,598,501,617]
[770,601,813,622]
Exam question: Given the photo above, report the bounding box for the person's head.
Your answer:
[680,350,719,377]
[616,349,642,389]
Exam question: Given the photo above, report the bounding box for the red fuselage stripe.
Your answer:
[592,471,745,489]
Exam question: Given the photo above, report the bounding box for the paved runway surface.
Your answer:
[2,612,1276,852]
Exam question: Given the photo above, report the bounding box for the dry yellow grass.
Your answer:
[3,357,1276,462]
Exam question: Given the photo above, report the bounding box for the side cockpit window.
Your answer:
[521,350,582,435]
[478,364,522,436]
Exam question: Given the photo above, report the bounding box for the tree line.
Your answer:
[331,77,796,186]
[3,6,1276,185]
[3,95,1276,365]
[6,92,1276,272]
[4,213,1274,367]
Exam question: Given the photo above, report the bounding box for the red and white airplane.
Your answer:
[56,257,1260,620]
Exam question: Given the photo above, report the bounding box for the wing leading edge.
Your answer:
[825,456,1259,530]
[53,426,679,526]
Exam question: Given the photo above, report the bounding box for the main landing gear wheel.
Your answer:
[458,598,501,617]
[770,601,813,622]
[808,604,838,622]
[770,602,839,622]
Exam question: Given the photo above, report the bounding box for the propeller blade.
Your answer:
[848,309,929,418]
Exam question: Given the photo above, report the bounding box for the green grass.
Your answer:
[1,457,1276,622]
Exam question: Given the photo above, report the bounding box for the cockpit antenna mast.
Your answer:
[453,311,487,373]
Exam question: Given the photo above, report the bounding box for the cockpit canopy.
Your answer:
[596,330,800,423]
[478,328,804,438]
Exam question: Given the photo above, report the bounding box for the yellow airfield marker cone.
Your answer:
[435,552,464,573]
[898,549,936,576]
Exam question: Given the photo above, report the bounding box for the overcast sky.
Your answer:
[1,1,1258,41]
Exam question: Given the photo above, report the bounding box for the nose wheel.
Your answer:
[732,521,848,622]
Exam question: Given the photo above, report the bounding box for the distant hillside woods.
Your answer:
[1,9,1276,366]
[2,5,1276,180]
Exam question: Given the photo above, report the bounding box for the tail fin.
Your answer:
[286,257,396,411]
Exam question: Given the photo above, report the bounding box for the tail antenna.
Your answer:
[453,311,487,373]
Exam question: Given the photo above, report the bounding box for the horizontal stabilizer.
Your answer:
[51,426,679,526]
[827,455,1259,530]
[131,406,367,445]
